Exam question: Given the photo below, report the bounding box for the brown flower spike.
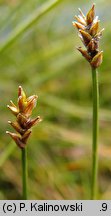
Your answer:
[6,86,42,148]
[72,4,104,68]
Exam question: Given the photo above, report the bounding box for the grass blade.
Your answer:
[0,0,62,53]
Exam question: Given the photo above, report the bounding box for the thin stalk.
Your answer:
[22,147,28,200]
[91,68,99,200]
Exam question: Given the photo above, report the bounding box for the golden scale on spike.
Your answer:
[6,86,42,148]
[72,3,104,68]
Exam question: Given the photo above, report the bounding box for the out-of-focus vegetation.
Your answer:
[0,0,111,200]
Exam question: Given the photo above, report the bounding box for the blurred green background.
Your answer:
[0,0,111,200]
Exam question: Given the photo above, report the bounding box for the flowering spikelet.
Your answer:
[72,4,104,68]
[6,86,42,148]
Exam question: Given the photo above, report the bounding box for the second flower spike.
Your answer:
[6,86,42,148]
[72,4,104,68]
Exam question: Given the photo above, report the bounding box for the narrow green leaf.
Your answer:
[0,141,15,167]
[0,0,62,53]
[41,94,111,121]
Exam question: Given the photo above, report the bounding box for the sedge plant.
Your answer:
[6,86,42,200]
[72,4,104,199]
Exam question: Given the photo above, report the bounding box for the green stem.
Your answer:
[91,68,99,200]
[22,147,28,200]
